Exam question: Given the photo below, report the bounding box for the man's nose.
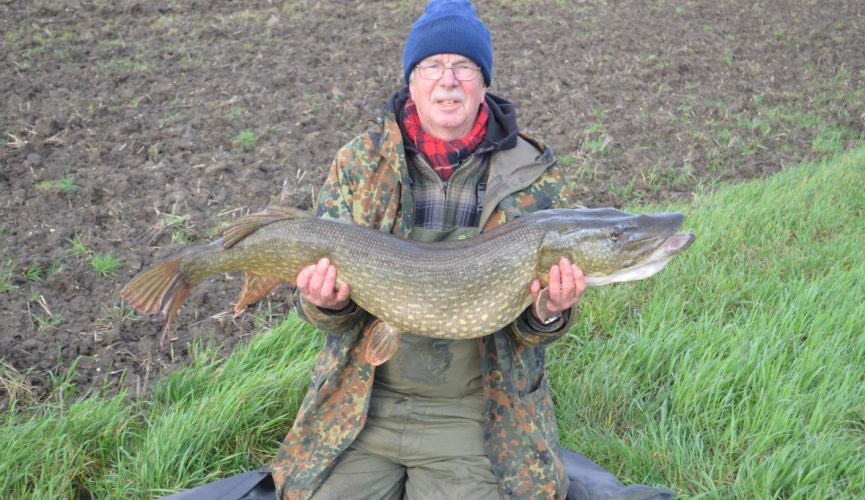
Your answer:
[438,67,460,86]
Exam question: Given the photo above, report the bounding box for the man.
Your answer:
[270,1,657,499]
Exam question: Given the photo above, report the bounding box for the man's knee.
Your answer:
[311,446,405,500]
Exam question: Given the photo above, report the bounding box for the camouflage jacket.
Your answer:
[271,90,575,499]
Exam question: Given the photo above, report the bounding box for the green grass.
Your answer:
[36,175,79,194]
[549,145,865,497]
[101,300,141,323]
[113,57,149,72]
[161,214,193,245]
[0,259,17,293]
[579,118,613,157]
[233,130,257,152]
[33,311,62,332]
[2,146,864,497]
[24,263,44,282]
[68,234,91,258]
[0,321,321,498]
[158,111,182,129]
[90,252,121,278]
[224,105,247,118]
[0,361,32,404]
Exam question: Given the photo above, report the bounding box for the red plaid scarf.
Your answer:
[402,97,489,182]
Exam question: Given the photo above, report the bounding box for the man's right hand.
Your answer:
[296,257,352,310]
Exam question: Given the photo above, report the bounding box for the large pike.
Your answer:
[120,207,695,364]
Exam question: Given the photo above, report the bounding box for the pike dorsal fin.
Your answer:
[222,206,312,248]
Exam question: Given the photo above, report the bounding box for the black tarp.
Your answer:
[159,448,674,499]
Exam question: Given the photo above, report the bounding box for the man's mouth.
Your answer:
[431,91,465,106]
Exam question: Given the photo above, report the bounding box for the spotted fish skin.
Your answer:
[120,206,694,343]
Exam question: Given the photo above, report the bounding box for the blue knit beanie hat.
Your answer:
[402,0,492,86]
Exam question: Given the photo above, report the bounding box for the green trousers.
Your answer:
[311,387,499,500]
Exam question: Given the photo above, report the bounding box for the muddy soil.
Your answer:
[1,0,863,406]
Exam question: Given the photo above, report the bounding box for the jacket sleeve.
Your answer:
[293,289,369,336]
[509,305,576,346]
[501,147,578,346]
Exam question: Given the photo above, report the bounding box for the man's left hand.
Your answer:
[529,257,587,322]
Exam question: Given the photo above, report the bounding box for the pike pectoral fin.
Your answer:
[233,271,283,315]
[533,287,553,323]
[365,319,402,366]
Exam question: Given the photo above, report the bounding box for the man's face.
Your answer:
[408,53,488,141]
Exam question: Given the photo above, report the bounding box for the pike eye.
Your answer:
[610,226,623,240]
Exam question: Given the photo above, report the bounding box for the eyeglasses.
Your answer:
[415,63,481,81]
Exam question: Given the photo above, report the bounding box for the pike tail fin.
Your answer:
[119,256,191,347]
[120,206,311,345]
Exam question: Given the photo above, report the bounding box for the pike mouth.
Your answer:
[657,232,696,255]
[585,232,695,286]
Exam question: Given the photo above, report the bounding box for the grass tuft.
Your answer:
[233,130,257,152]
[36,175,79,194]
[0,259,17,292]
[68,234,91,258]
[91,252,121,278]
[162,214,193,245]
[24,263,44,282]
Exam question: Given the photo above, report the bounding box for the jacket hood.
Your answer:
[385,87,520,155]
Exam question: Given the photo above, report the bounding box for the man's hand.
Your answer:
[296,257,352,310]
[529,257,587,322]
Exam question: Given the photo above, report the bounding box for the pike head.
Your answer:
[537,208,695,286]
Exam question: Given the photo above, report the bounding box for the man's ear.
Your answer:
[408,78,417,99]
